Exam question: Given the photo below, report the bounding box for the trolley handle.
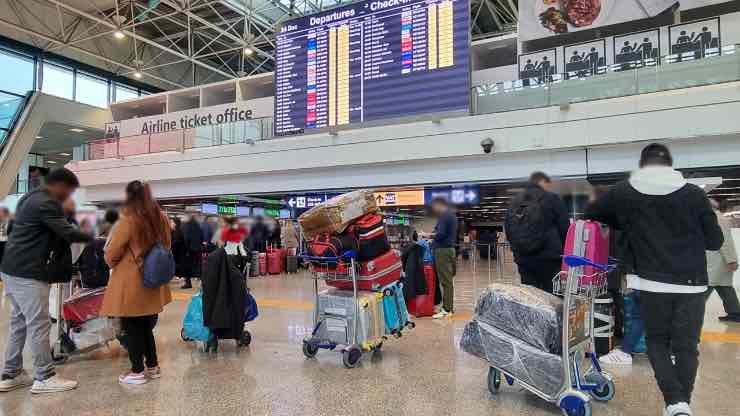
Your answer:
[562,255,610,271]
[300,250,358,263]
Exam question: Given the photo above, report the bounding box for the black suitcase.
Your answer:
[286,256,298,273]
[249,251,260,277]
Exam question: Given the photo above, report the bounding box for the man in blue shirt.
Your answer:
[423,197,458,319]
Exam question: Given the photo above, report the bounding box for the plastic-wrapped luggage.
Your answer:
[315,289,384,350]
[298,190,377,239]
[69,317,117,351]
[460,320,565,398]
[474,283,563,354]
[62,287,106,324]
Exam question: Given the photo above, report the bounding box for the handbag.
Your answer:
[244,289,259,322]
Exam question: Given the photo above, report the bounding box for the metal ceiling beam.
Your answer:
[42,0,235,79]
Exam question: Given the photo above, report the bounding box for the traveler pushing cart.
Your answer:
[301,251,412,368]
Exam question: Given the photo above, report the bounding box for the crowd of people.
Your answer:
[0,143,737,416]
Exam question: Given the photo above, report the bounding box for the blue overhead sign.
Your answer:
[425,185,480,205]
[288,193,341,213]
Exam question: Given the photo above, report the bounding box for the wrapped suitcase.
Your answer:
[62,287,106,324]
[349,213,390,262]
[561,220,609,285]
[315,289,385,350]
[326,249,401,291]
[407,264,436,317]
[474,283,563,354]
[460,320,564,398]
[298,190,377,239]
[381,281,412,336]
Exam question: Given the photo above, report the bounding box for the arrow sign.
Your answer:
[465,190,477,202]
[288,198,296,208]
[376,195,384,204]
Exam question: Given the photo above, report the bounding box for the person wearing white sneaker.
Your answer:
[665,402,692,416]
[30,374,78,394]
[599,348,633,366]
[600,289,645,367]
[0,370,33,392]
[432,309,451,319]
[119,371,148,385]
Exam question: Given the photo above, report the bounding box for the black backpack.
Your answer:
[505,190,547,256]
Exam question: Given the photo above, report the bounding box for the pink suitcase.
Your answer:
[561,220,609,285]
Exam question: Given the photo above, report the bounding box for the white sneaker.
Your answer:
[118,372,148,385]
[432,310,451,319]
[664,402,692,416]
[30,374,78,394]
[0,371,33,392]
[598,349,633,366]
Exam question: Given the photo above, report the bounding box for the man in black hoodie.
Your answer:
[505,171,570,293]
[585,144,723,416]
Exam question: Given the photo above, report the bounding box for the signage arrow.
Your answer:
[376,195,384,205]
[465,190,477,202]
[288,198,296,208]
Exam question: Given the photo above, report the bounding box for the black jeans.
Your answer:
[120,315,159,373]
[517,258,560,293]
[639,291,705,406]
[705,286,740,316]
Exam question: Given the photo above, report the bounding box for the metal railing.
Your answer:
[472,44,740,114]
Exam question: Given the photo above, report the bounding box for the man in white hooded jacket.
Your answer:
[585,143,723,416]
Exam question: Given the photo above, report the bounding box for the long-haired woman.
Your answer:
[101,181,172,385]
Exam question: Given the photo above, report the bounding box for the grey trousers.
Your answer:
[1,273,55,381]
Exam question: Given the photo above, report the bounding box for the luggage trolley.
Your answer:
[301,251,384,369]
[485,254,616,416]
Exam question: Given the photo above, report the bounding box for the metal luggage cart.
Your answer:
[300,251,381,369]
[485,254,616,416]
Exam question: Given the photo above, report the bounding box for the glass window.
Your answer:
[42,63,74,99]
[75,73,108,107]
[0,50,34,95]
[114,85,138,102]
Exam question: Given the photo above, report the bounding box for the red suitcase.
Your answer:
[561,220,610,285]
[267,248,284,274]
[407,264,436,317]
[62,287,106,324]
[326,250,401,291]
[259,253,267,275]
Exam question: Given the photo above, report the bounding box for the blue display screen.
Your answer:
[274,0,470,136]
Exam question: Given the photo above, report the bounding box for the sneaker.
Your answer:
[145,366,161,379]
[0,371,33,392]
[118,372,148,385]
[598,349,633,366]
[432,310,451,319]
[719,314,740,323]
[30,375,78,394]
[664,402,692,416]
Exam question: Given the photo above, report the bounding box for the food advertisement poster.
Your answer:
[519,0,728,42]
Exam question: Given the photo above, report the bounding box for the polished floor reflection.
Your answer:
[0,258,739,416]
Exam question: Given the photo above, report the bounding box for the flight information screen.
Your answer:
[274,0,470,136]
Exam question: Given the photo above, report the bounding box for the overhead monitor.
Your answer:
[201,203,218,215]
[274,0,470,136]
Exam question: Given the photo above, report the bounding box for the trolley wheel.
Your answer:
[302,340,319,358]
[238,330,252,347]
[406,321,416,329]
[585,371,615,402]
[487,367,501,395]
[342,346,362,369]
[373,341,383,353]
[559,393,592,416]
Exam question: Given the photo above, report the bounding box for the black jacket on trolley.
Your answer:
[585,166,723,287]
[202,248,247,340]
[401,243,428,300]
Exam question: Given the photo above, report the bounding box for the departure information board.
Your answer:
[274,0,470,136]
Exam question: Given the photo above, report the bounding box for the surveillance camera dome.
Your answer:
[480,138,494,154]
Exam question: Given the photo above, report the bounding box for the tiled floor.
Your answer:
[0,257,739,416]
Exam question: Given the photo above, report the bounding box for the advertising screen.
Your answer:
[519,0,728,42]
[274,0,470,136]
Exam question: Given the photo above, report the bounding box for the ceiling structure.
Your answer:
[0,0,518,91]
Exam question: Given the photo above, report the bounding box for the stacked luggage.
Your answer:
[460,283,565,397]
[299,190,414,368]
[59,287,119,353]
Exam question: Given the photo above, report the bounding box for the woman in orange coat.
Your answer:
[101,181,172,385]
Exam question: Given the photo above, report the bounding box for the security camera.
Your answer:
[480,138,494,154]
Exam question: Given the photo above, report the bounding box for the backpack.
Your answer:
[505,190,547,256]
[307,233,359,258]
[139,243,176,289]
[79,238,110,288]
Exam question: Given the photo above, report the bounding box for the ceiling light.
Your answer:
[47,160,57,164]
[58,152,71,156]
[68,128,85,133]
[133,71,143,79]
[243,47,254,56]
[113,30,125,39]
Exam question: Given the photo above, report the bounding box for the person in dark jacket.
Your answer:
[584,143,723,416]
[505,171,570,293]
[201,248,247,342]
[249,216,269,253]
[170,218,188,287]
[181,215,205,289]
[0,168,91,394]
[0,207,13,266]
[422,197,458,319]
[79,209,119,289]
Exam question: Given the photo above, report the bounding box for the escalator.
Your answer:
[0,91,39,200]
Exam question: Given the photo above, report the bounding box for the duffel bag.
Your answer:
[308,233,358,258]
[349,213,390,262]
